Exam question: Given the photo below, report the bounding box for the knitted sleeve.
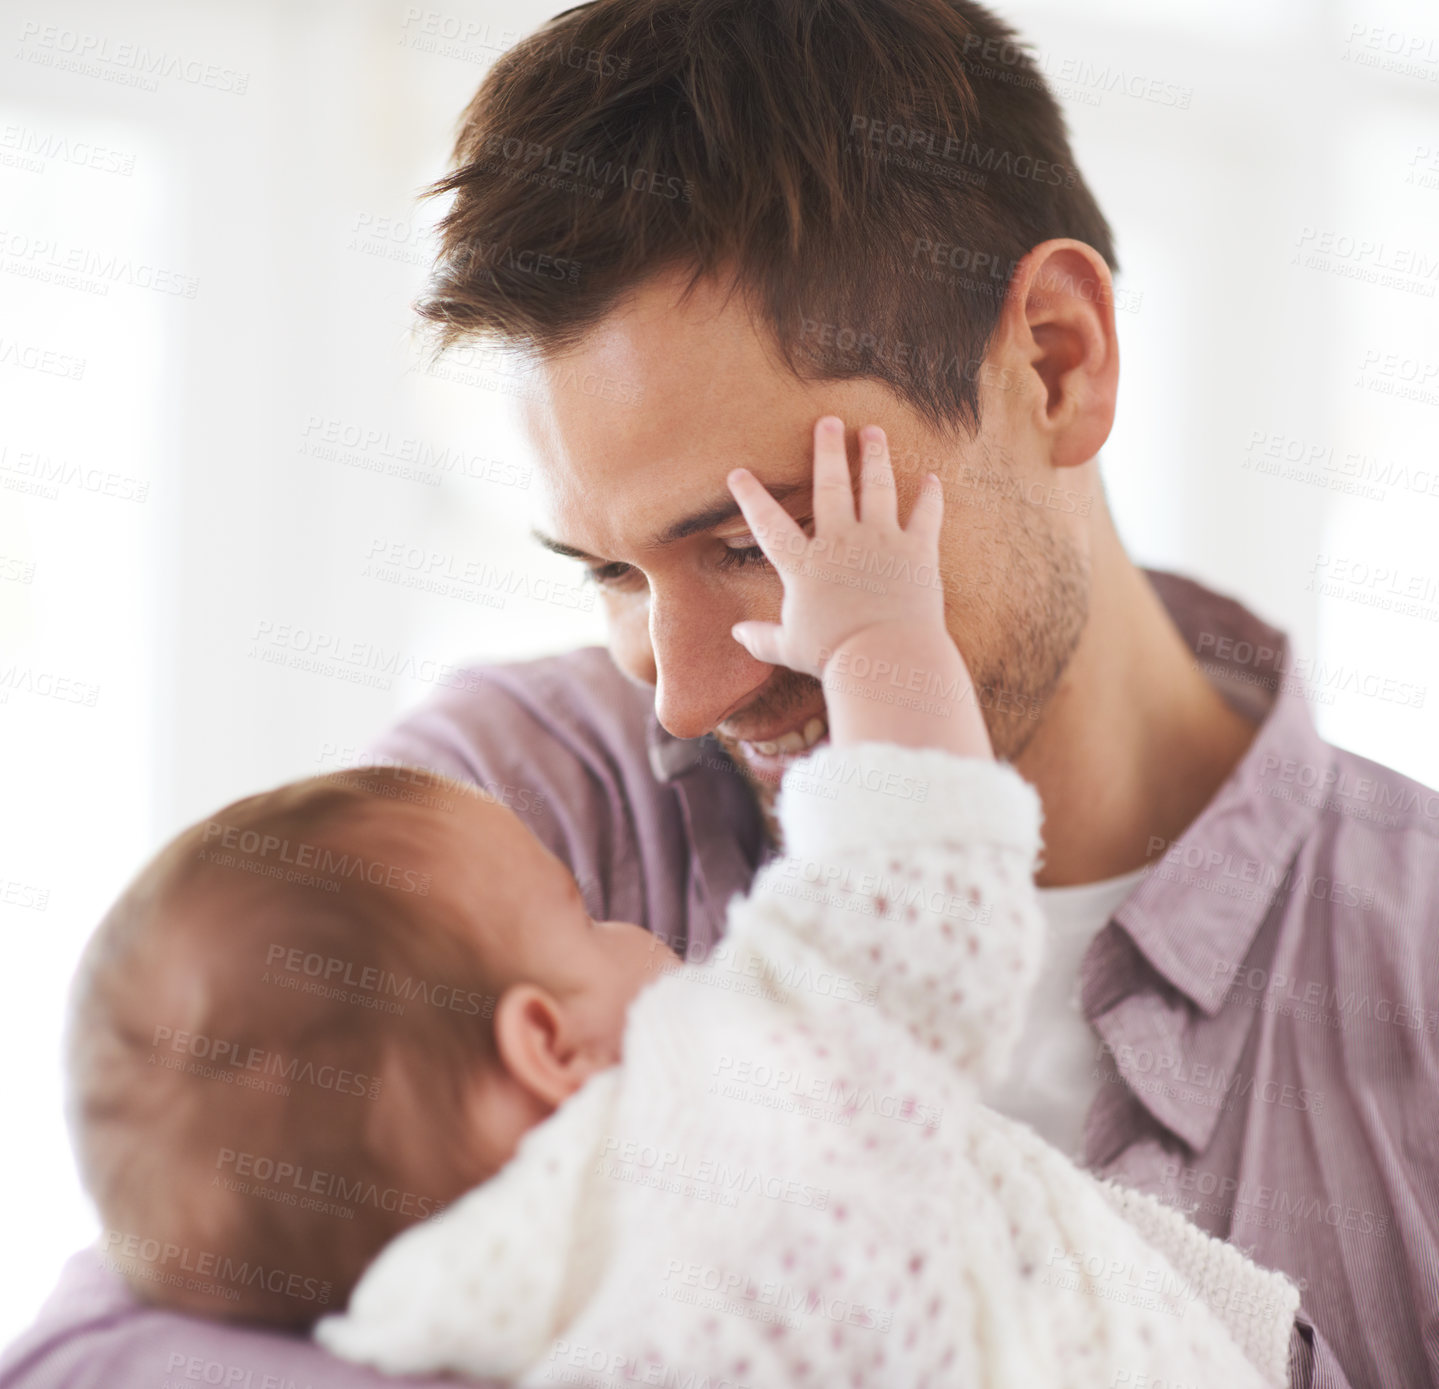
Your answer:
[1095,1178,1301,1388]
[721,742,1046,1089]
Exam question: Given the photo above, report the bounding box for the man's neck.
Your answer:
[1014,528,1258,888]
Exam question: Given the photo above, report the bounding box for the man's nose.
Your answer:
[648,580,772,741]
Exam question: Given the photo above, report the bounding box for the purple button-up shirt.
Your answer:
[5,569,1433,1389]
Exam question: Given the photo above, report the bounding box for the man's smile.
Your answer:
[718,712,830,786]
[737,714,829,758]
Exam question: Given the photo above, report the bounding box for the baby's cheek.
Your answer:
[599,953,642,1024]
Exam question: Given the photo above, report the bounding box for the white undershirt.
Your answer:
[980,865,1149,1160]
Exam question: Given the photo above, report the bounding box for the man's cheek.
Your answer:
[604,596,657,686]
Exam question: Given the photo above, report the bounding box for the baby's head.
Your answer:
[67,764,678,1327]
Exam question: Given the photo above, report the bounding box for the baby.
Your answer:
[68,420,1298,1388]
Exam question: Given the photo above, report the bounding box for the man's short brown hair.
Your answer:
[418,0,1118,435]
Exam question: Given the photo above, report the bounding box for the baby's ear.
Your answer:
[492,983,593,1109]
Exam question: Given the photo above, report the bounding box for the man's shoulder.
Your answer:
[1281,739,1439,960]
[403,644,652,742]
[364,645,658,785]
[0,1251,461,1389]
[1298,739,1439,851]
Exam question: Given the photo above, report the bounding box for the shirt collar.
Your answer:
[642,568,1333,1157]
[1103,569,1331,1017]
[643,567,1334,1013]
[646,711,711,783]
[1079,571,1334,1157]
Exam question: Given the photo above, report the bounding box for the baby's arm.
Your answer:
[721,418,1046,1085]
[725,739,1044,1086]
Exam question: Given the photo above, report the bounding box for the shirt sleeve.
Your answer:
[362,651,659,928]
[719,741,1046,1089]
[1093,1177,1300,1386]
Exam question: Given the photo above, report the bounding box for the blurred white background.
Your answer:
[2,0,1436,1346]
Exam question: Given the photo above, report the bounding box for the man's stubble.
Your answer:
[711,491,1092,850]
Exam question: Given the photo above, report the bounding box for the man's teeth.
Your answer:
[751,716,828,757]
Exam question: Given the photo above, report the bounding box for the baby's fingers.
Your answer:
[730,620,787,668]
[727,468,804,572]
[858,426,897,528]
[905,471,945,549]
[811,415,857,533]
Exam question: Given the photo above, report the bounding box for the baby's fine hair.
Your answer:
[66,764,502,1326]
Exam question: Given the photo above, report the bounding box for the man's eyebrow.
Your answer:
[530,479,810,562]
[530,532,600,562]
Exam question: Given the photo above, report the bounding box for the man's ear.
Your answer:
[492,983,594,1109]
[996,237,1119,470]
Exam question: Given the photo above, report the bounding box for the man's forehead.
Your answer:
[510,270,922,555]
[559,266,773,377]
[520,379,817,559]
[516,270,817,452]
[520,356,812,475]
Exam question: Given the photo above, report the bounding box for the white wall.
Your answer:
[1,0,1435,1344]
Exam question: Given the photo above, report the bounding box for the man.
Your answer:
[5,1,1433,1385]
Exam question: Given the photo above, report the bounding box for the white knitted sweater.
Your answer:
[317,744,1298,1388]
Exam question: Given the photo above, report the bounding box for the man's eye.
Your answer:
[584,561,638,587]
[714,545,771,572]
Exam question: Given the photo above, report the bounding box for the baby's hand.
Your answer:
[726,417,947,678]
[728,416,992,760]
